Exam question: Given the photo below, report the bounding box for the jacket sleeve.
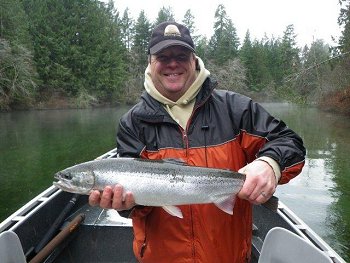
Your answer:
[116,109,145,158]
[231,94,306,184]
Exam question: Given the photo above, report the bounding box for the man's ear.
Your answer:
[195,57,200,70]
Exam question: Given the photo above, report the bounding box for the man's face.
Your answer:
[150,46,197,102]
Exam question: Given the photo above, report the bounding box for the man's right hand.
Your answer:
[88,184,136,210]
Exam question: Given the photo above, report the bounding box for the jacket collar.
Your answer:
[134,77,217,123]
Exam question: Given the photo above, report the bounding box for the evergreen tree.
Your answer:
[279,24,300,82]
[182,9,200,46]
[338,0,350,53]
[336,0,350,89]
[120,8,135,51]
[123,10,152,103]
[248,39,272,91]
[239,30,254,87]
[154,6,175,25]
[195,36,209,63]
[133,10,152,67]
[182,9,195,33]
[264,37,283,86]
[209,4,240,65]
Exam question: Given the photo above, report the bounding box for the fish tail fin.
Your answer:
[162,205,183,218]
[213,195,236,215]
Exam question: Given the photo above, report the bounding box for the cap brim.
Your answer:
[149,39,195,54]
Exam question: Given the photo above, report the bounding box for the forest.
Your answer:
[1,0,350,114]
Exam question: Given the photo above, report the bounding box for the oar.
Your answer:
[33,193,80,254]
[28,213,85,263]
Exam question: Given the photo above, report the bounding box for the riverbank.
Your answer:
[33,91,350,118]
[35,91,121,110]
[318,87,350,116]
[3,88,350,118]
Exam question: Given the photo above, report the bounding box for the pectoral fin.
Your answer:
[162,206,183,218]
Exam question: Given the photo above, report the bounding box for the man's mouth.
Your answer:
[165,73,181,77]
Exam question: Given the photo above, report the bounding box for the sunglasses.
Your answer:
[154,53,192,64]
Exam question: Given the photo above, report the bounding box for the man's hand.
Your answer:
[237,160,277,205]
[88,184,136,210]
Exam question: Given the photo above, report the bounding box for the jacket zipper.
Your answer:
[182,131,189,157]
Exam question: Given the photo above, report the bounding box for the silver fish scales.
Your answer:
[53,158,245,218]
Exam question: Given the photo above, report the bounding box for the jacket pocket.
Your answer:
[130,206,152,260]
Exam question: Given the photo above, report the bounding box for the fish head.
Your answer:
[53,168,95,194]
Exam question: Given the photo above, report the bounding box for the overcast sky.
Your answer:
[110,0,342,47]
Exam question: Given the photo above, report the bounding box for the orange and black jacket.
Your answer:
[116,77,306,263]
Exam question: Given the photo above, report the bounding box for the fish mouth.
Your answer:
[52,180,87,194]
[53,172,74,191]
[53,172,93,195]
[53,173,63,185]
[53,178,70,191]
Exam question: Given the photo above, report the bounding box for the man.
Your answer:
[89,21,306,263]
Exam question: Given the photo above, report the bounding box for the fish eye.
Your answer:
[63,173,73,180]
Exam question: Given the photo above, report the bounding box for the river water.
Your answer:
[0,103,349,261]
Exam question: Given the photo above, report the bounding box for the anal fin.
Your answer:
[162,205,183,218]
[213,195,236,215]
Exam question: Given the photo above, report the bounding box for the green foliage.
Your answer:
[0,0,32,47]
[0,1,348,109]
[239,33,273,91]
[22,0,127,101]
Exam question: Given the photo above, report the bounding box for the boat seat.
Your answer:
[0,230,27,263]
[258,227,332,263]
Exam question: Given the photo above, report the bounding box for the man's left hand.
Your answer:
[237,160,276,204]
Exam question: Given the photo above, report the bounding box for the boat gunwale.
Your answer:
[0,186,61,232]
[0,147,346,263]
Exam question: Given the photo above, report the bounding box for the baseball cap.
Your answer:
[148,21,195,55]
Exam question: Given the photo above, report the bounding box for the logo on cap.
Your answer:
[148,21,195,54]
[164,25,181,37]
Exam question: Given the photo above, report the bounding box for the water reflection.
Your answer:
[0,107,130,221]
[263,103,350,261]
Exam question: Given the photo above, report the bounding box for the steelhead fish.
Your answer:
[53,158,245,218]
